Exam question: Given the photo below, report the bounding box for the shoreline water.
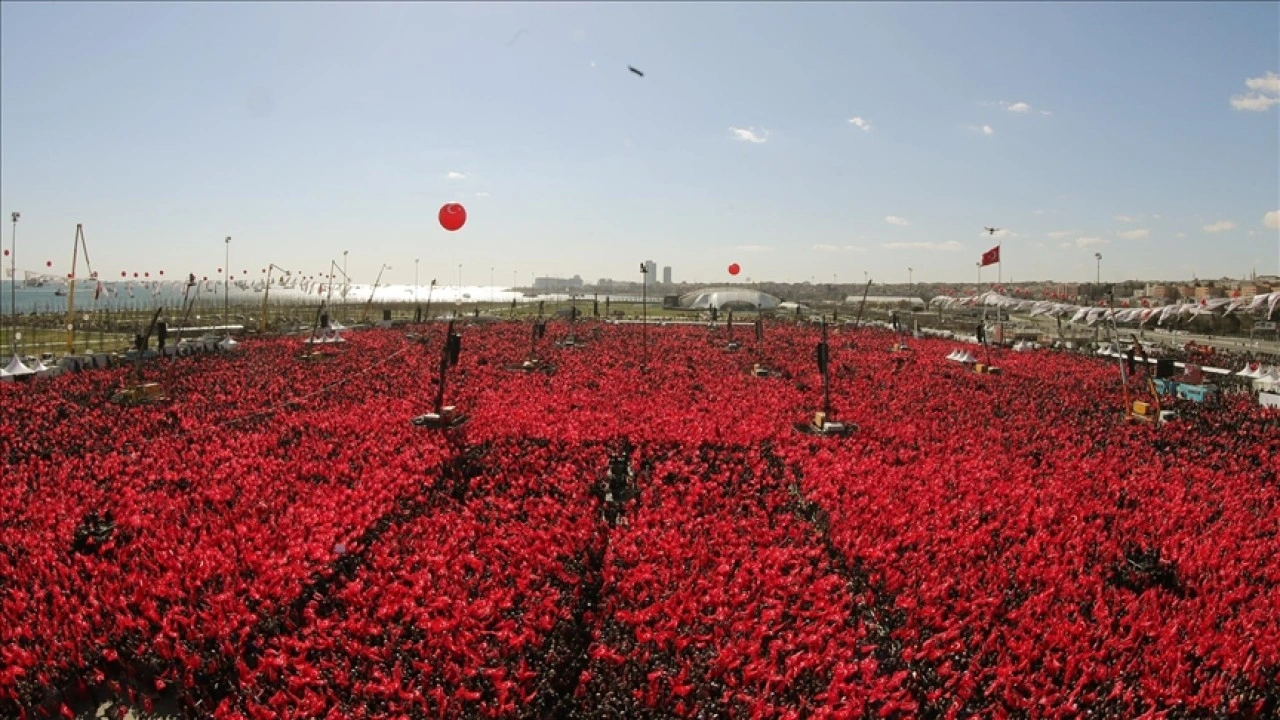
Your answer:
[0,282,644,314]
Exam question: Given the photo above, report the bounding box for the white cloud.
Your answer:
[1032,209,1045,215]
[880,241,964,251]
[1075,236,1108,248]
[1058,242,1073,249]
[1113,214,1141,223]
[1265,210,1280,230]
[1176,232,1187,238]
[475,191,490,197]
[736,244,772,253]
[1047,230,1073,239]
[1006,102,1031,113]
[1039,110,1053,116]
[447,171,466,179]
[1231,71,1280,111]
[848,116,872,131]
[813,244,867,254]
[1246,71,1280,95]
[728,126,768,143]
[1117,229,1151,240]
[884,215,910,226]
[1152,214,1162,220]
[1202,220,1237,234]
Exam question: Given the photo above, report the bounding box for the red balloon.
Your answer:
[439,203,467,232]
[2,249,7,256]
[121,271,126,277]
[203,276,208,281]
[217,268,222,273]
[144,272,150,278]
[133,272,138,278]
[728,263,741,276]
[46,260,53,267]
[159,270,164,275]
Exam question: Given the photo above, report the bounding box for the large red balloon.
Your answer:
[439,203,467,232]
[46,260,52,267]
[728,263,741,276]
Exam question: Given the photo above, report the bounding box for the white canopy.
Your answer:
[4,355,33,377]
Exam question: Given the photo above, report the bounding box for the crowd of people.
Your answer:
[1,321,1276,718]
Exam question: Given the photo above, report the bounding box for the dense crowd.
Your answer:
[0,321,1276,719]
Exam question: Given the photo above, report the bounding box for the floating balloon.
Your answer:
[159,270,164,276]
[121,271,126,277]
[2,249,8,256]
[46,260,52,267]
[728,263,741,276]
[144,272,150,278]
[217,268,222,273]
[439,203,467,232]
[133,272,138,278]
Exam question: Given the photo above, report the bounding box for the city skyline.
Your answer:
[1,3,1277,286]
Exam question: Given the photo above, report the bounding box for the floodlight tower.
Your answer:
[8,212,18,358]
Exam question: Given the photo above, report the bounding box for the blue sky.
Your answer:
[2,2,1277,287]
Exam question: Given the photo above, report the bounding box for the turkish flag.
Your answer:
[980,246,1000,267]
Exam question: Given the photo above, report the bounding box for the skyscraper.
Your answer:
[662,266,672,285]
[644,260,657,286]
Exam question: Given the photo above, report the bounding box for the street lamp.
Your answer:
[1095,252,1102,287]
[342,250,350,323]
[224,236,231,328]
[8,212,17,357]
[908,267,913,287]
[414,258,420,304]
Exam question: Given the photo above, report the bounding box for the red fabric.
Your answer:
[980,246,1000,267]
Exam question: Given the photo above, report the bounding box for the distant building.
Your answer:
[1239,283,1272,297]
[1194,285,1225,301]
[533,275,584,291]
[1177,285,1196,300]
[662,266,672,285]
[643,260,657,284]
[1145,284,1173,300]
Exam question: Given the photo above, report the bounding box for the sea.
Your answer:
[0,281,644,315]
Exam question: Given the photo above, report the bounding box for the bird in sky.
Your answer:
[628,65,645,78]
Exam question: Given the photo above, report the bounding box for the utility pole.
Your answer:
[342,250,349,323]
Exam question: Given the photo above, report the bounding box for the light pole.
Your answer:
[908,267,913,287]
[1095,252,1102,288]
[224,236,231,328]
[414,258,420,304]
[640,262,648,369]
[457,264,463,305]
[8,212,17,357]
[342,250,349,323]
[490,267,494,303]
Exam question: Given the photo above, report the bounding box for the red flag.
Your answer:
[980,246,1000,267]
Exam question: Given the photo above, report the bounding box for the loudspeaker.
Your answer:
[1155,357,1175,379]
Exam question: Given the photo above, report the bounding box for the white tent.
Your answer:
[680,288,781,311]
[4,355,33,377]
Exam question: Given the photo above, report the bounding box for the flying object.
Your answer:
[629,66,645,77]
[983,227,1001,235]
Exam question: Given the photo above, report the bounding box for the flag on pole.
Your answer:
[980,246,1000,267]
